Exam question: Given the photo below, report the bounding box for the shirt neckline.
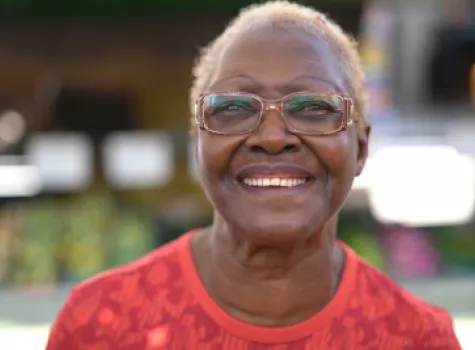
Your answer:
[178,231,358,343]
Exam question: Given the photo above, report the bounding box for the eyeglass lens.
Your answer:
[202,93,344,134]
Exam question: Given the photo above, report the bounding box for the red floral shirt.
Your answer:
[46,231,462,349]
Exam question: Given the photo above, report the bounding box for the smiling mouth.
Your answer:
[235,164,315,193]
[240,177,311,188]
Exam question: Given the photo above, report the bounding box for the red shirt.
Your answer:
[46,231,462,349]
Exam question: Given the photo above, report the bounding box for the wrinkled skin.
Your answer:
[192,26,370,326]
[196,27,369,247]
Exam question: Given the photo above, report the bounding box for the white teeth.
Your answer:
[241,177,307,187]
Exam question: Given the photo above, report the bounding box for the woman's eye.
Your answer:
[297,102,335,112]
[226,104,244,110]
[301,104,318,111]
[216,103,251,112]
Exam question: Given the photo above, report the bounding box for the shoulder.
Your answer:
[345,245,462,349]
[45,233,191,349]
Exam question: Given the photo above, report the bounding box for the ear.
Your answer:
[355,124,371,177]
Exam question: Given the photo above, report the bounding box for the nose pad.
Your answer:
[258,105,287,133]
[264,105,285,122]
[246,105,301,154]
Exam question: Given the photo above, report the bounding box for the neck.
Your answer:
[192,218,344,327]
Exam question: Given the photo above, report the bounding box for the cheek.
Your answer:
[317,132,357,210]
[196,138,218,186]
[335,131,358,172]
[308,131,357,198]
[196,136,214,174]
[196,133,243,181]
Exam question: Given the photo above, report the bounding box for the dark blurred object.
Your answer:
[428,25,475,105]
[0,0,363,24]
[470,63,475,105]
[54,89,135,142]
[442,0,472,28]
[428,0,474,105]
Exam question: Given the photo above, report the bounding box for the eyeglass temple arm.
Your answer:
[195,100,205,128]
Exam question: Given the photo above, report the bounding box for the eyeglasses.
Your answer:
[194,91,355,136]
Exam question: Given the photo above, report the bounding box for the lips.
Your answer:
[236,164,314,188]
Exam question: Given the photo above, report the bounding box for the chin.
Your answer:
[235,214,320,247]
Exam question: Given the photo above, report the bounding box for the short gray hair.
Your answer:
[190,0,368,129]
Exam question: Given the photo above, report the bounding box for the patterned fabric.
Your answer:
[46,231,462,349]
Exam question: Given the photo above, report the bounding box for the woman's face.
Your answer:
[196,27,369,245]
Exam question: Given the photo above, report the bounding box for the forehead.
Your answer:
[209,27,345,94]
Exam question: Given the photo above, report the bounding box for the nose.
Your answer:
[245,108,301,154]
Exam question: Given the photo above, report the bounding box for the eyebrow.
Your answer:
[286,75,341,92]
[208,74,259,91]
[209,74,342,93]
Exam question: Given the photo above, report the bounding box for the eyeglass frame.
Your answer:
[194,91,356,136]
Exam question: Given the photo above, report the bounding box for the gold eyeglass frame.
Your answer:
[194,91,355,136]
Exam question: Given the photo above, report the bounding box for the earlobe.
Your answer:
[355,125,371,177]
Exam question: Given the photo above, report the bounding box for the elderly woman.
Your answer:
[47,2,461,349]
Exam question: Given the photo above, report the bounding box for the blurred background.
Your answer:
[0,0,474,348]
